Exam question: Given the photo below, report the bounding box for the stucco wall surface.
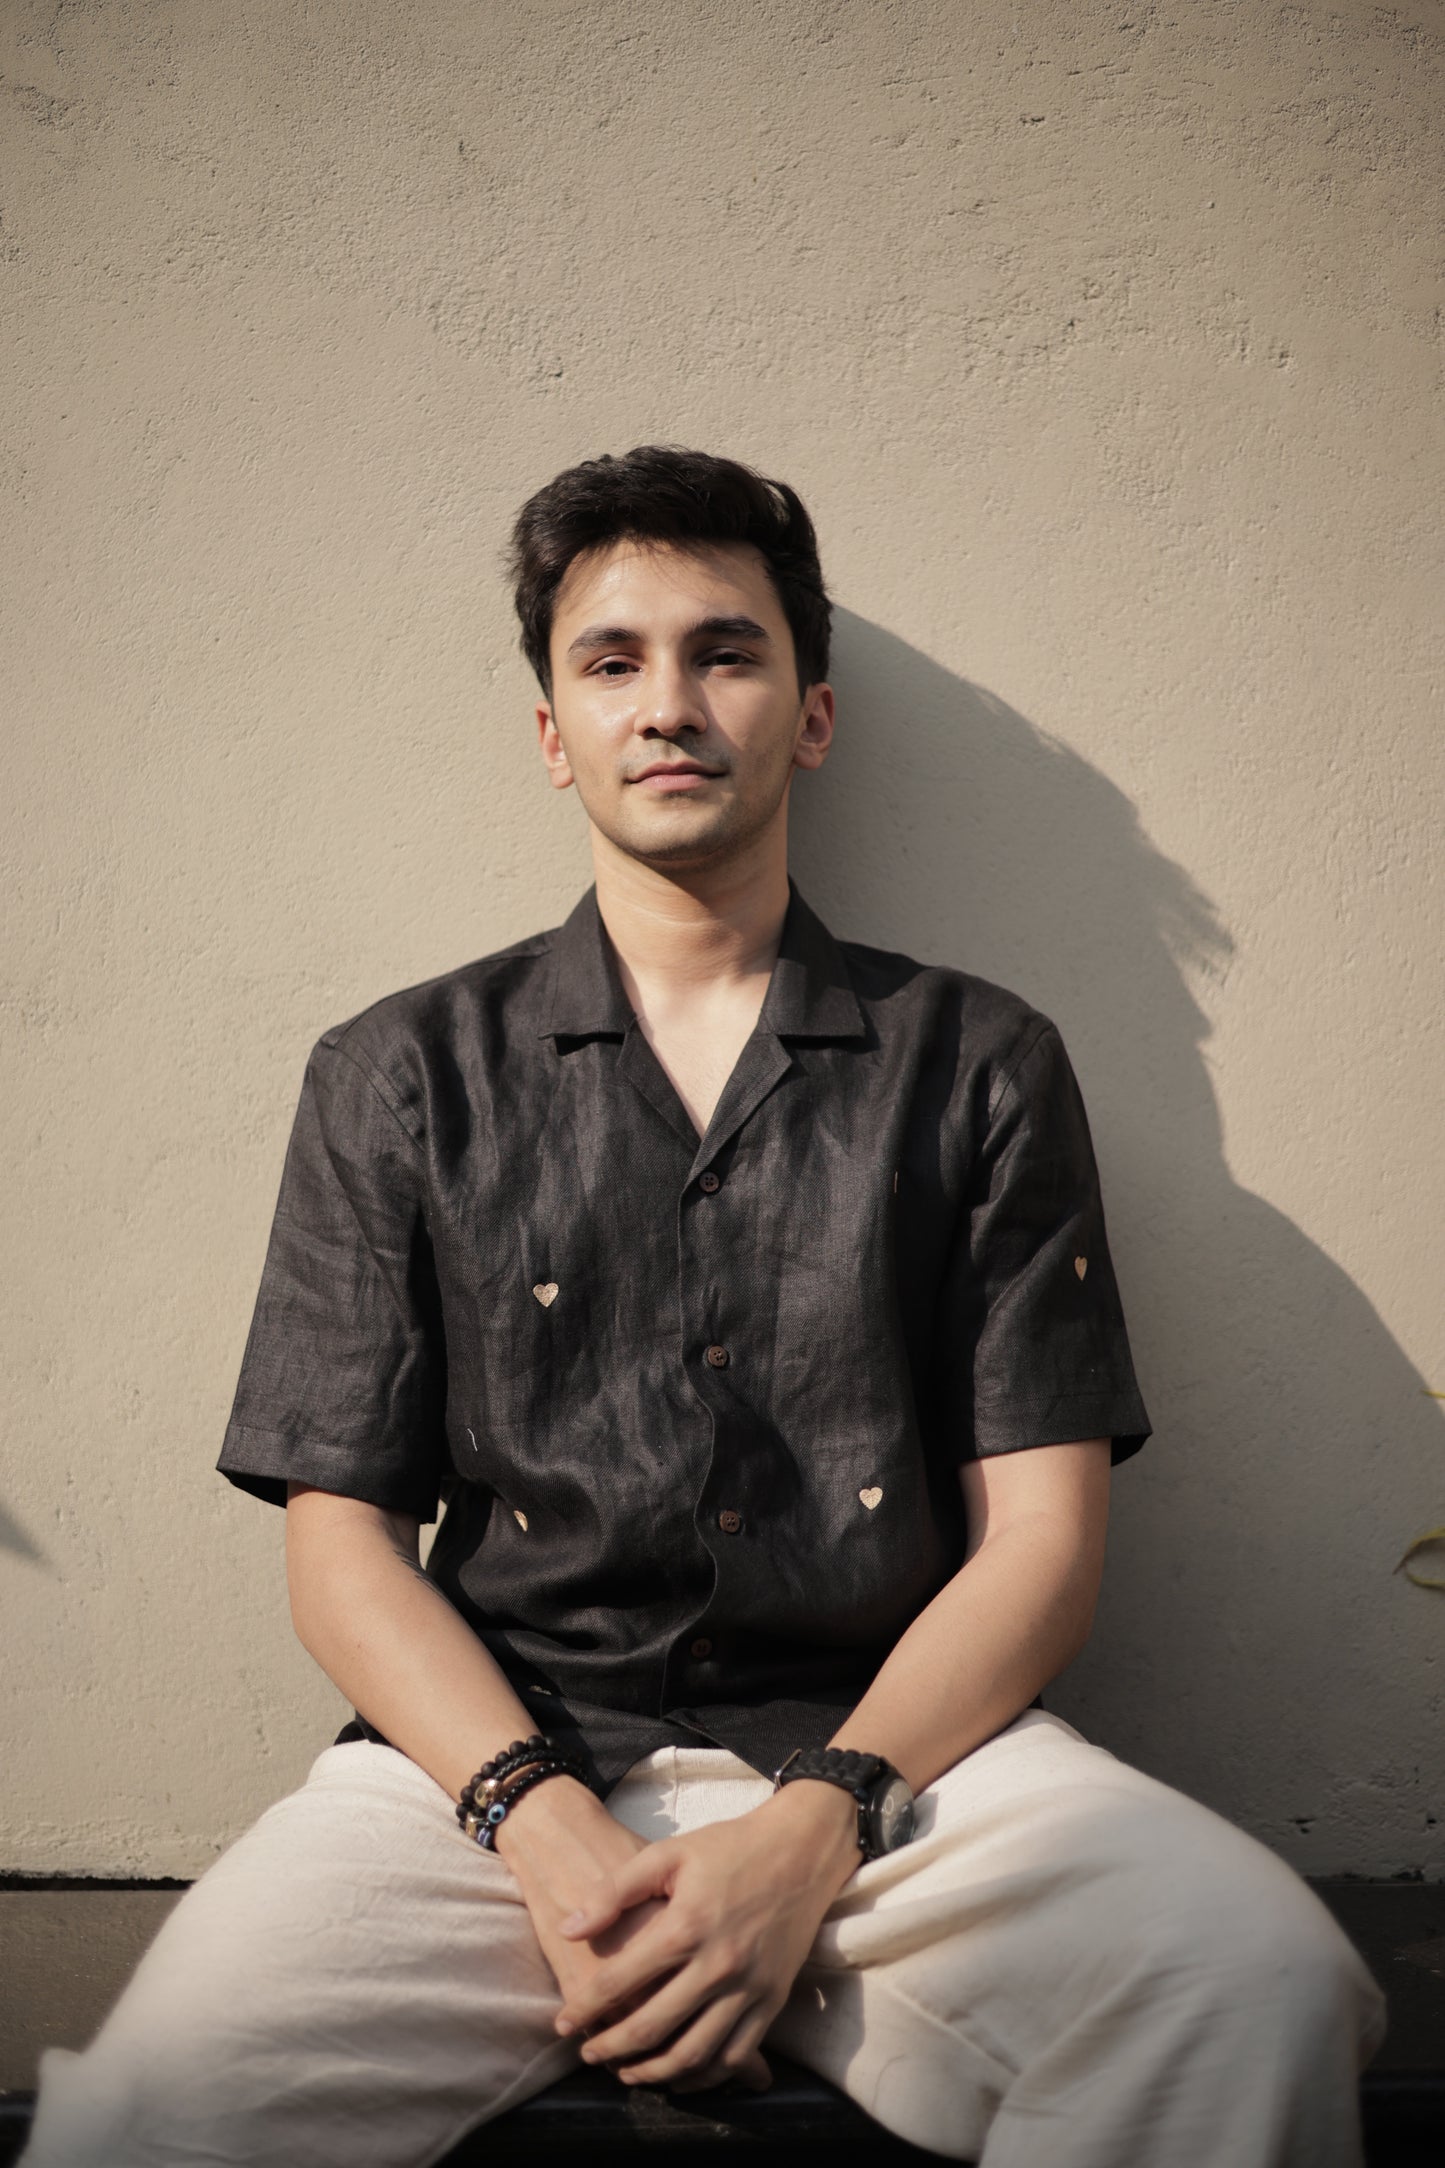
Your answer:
[3,0,1442,1878]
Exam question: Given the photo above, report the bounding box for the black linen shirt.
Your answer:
[219,880,1150,1792]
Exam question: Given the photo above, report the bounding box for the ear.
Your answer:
[536,702,574,791]
[791,683,836,772]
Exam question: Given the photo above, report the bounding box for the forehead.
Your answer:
[550,538,784,638]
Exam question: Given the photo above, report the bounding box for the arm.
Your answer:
[832,1434,1111,1784]
[283,1484,674,2020]
[552,1437,1111,2089]
[285,1482,543,1800]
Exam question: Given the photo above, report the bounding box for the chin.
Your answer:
[626,836,735,872]
[609,811,745,864]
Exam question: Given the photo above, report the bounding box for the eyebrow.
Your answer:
[564,613,772,662]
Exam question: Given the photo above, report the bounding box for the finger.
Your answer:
[580,1963,736,2069]
[661,2007,775,2096]
[609,1989,755,2088]
[557,1933,689,2037]
[618,2001,768,2091]
[668,2045,773,2096]
[557,1846,674,1941]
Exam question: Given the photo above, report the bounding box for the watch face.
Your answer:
[867,1774,916,1854]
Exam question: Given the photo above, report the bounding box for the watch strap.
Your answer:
[775,1746,889,1798]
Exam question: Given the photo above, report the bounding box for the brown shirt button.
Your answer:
[689,1636,713,1659]
[699,1171,721,1193]
[705,1343,729,1368]
[717,1508,742,1534]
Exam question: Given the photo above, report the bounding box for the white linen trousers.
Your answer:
[22,1711,1386,2168]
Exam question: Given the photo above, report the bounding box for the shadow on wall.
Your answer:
[0,1503,45,1564]
[792,611,1443,1854]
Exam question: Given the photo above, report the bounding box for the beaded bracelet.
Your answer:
[457,1735,546,1825]
[456,1735,589,1832]
[462,1759,580,1850]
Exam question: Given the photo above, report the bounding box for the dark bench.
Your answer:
[0,2058,932,2166]
[2,1879,1442,2165]
[441,2057,938,2161]
[4,2061,1444,2166]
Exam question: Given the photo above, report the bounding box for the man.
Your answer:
[25,447,1384,2166]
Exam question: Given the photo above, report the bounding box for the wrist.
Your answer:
[774,1745,917,1863]
[491,1770,604,1847]
[457,1733,594,1853]
[490,1772,614,1869]
[759,1775,863,1888]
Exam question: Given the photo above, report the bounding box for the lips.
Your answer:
[629,763,724,782]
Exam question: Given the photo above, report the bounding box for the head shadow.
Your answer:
[788,608,1443,1867]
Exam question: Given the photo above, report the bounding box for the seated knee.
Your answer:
[1123,1840,1378,2049]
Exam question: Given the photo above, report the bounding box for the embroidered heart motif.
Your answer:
[1074,1256,1088,1280]
[859,1486,883,1510]
[533,1282,559,1307]
[513,1508,529,1531]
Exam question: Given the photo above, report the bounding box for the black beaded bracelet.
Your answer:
[456,1735,589,1830]
[462,1759,578,1850]
[457,1735,550,1824]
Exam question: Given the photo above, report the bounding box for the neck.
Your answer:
[589,827,790,1016]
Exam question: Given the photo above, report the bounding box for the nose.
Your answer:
[637,652,706,739]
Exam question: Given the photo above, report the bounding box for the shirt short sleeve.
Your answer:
[943,1020,1151,1468]
[217,1033,448,1518]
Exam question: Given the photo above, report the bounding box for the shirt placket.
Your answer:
[655,1029,796,1712]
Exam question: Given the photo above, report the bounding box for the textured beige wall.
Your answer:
[3,0,1442,1878]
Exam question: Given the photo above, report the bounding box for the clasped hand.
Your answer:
[551,1793,859,2093]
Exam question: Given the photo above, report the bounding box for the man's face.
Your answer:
[536,539,833,872]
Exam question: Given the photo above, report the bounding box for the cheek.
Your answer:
[720,685,799,758]
[738,715,804,792]
[559,712,633,781]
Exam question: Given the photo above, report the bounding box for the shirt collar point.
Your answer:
[539,886,634,1040]
[539,879,868,1044]
[762,882,870,1042]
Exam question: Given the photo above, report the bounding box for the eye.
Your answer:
[703,647,754,669]
[590,656,636,678]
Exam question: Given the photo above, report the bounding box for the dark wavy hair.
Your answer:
[506,445,831,700]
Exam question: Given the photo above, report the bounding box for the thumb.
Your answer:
[557,1845,673,1939]
[738,2049,773,2092]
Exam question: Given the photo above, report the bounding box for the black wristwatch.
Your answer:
[774,1747,916,1860]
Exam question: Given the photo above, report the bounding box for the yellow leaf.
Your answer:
[1396,1527,1445,1591]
